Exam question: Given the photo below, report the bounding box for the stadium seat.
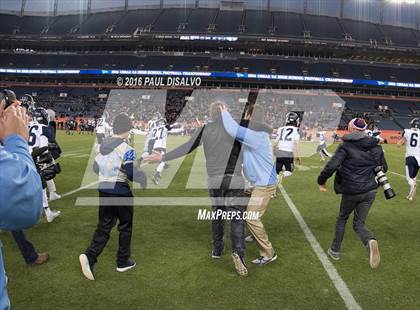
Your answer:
[78,12,126,35]
[272,12,303,37]
[153,9,191,32]
[214,10,244,34]
[302,15,343,40]
[113,9,161,34]
[243,10,272,35]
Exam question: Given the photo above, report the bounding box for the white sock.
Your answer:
[47,179,57,194]
[156,162,165,174]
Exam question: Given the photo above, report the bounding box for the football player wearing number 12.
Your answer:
[273,112,301,185]
[397,118,420,201]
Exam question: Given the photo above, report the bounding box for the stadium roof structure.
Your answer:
[0,0,419,30]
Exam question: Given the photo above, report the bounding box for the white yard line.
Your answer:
[60,181,100,198]
[278,185,362,310]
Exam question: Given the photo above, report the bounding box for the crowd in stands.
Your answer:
[10,87,420,135]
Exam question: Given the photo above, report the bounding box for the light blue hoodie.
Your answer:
[221,111,277,187]
[0,135,42,310]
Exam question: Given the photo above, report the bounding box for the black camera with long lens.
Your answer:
[374,166,395,200]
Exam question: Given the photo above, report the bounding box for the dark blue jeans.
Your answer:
[208,175,248,258]
[11,230,38,265]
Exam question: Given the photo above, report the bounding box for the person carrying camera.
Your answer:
[317,118,388,269]
[0,93,43,309]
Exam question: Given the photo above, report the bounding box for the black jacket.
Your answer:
[317,131,388,195]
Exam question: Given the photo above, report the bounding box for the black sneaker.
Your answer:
[327,248,340,261]
[152,174,159,185]
[79,254,95,280]
[116,259,136,272]
[211,247,223,259]
[231,252,248,276]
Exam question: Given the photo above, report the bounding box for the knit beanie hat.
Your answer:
[348,118,367,131]
[113,113,133,135]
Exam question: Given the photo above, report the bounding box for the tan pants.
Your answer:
[246,185,277,258]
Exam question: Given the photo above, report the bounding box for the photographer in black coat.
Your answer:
[317,118,388,269]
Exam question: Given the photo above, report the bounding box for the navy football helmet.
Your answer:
[410,118,420,129]
[33,107,49,125]
[285,112,300,127]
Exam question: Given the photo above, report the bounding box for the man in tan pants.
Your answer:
[246,185,277,261]
[220,104,278,265]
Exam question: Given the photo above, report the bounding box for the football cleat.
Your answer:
[49,192,61,201]
[46,209,61,223]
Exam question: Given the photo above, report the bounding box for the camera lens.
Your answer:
[384,188,396,200]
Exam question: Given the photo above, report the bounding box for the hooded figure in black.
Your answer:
[317,118,387,269]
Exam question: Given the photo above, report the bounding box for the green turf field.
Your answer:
[2,131,420,310]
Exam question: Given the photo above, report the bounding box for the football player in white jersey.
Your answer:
[397,118,420,201]
[95,112,113,145]
[140,112,161,160]
[366,124,384,143]
[317,130,332,161]
[28,108,61,222]
[273,112,301,184]
[150,118,170,185]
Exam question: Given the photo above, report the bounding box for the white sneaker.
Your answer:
[368,239,380,269]
[46,210,61,223]
[49,192,62,201]
[251,252,278,266]
[245,235,254,243]
[79,254,95,280]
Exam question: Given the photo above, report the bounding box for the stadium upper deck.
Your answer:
[0,8,418,48]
